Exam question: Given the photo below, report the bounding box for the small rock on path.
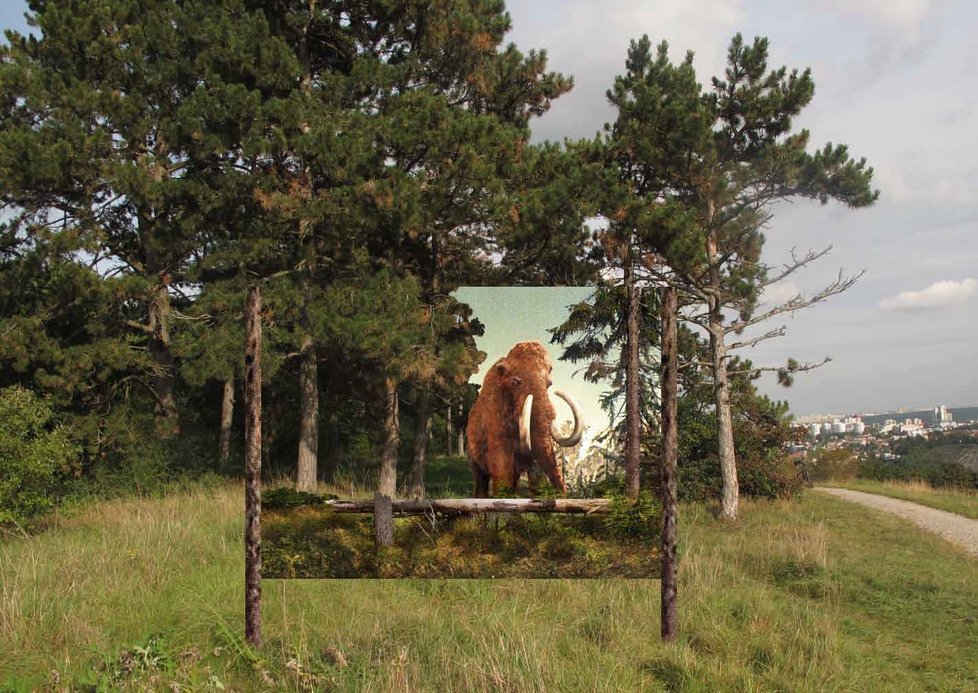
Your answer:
[815,487,978,557]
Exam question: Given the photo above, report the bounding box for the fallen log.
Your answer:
[326,498,612,515]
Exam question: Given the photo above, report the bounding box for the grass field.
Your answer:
[2,483,977,691]
[825,478,978,520]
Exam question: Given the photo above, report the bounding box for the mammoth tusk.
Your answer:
[519,394,533,455]
[550,389,584,447]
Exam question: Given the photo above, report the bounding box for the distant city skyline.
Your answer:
[798,403,978,419]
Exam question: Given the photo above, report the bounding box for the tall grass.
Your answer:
[2,485,977,690]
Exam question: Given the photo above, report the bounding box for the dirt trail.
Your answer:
[815,487,978,557]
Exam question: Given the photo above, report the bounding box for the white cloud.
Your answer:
[880,278,978,310]
[822,0,936,35]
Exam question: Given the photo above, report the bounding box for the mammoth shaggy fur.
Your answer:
[466,342,582,497]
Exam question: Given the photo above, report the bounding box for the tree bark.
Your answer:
[407,389,432,498]
[624,251,642,500]
[707,222,739,521]
[457,402,465,457]
[379,377,400,497]
[219,378,234,464]
[710,317,738,520]
[148,278,179,437]
[374,493,394,548]
[243,287,262,649]
[445,404,453,456]
[296,333,318,492]
[660,285,679,641]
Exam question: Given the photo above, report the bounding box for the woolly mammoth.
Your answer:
[466,341,584,497]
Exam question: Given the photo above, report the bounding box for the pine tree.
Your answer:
[555,38,708,499]
[0,0,296,438]
[592,35,877,520]
[684,35,877,520]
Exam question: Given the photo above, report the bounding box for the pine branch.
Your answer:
[761,245,833,286]
[124,320,154,335]
[724,268,864,335]
[726,356,831,377]
[727,327,786,350]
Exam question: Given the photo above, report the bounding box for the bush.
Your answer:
[604,491,661,542]
[857,455,978,490]
[82,433,224,500]
[807,449,859,482]
[663,451,803,503]
[739,451,805,499]
[0,386,80,525]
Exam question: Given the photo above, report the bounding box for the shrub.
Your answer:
[604,491,661,542]
[807,448,859,482]
[83,433,224,500]
[858,455,978,490]
[0,385,80,525]
[739,451,805,499]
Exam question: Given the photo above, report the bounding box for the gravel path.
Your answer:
[815,487,978,557]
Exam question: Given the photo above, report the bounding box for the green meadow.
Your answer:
[2,485,977,691]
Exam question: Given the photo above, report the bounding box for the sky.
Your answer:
[501,0,978,417]
[2,1,975,417]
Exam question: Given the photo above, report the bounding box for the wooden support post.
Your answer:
[244,286,262,648]
[374,493,394,548]
[660,285,679,641]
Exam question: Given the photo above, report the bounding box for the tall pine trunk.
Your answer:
[296,333,318,492]
[148,279,179,437]
[457,402,465,457]
[660,285,679,641]
[707,221,738,521]
[379,377,400,498]
[292,15,320,494]
[624,253,642,500]
[408,389,432,498]
[445,405,453,456]
[220,378,234,464]
[243,287,262,648]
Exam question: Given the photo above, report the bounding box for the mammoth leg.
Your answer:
[526,464,544,497]
[471,462,490,498]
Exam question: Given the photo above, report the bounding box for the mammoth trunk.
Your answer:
[379,377,400,498]
[296,334,319,493]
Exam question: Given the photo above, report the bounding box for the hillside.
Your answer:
[929,444,978,471]
[2,485,977,690]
